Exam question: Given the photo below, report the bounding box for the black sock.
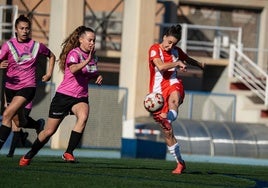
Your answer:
[8,131,20,156]
[24,137,49,159]
[17,108,28,127]
[0,125,11,149]
[66,131,82,154]
[23,117,38,129]
[20,130,28,147]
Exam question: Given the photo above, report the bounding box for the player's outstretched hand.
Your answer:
[0,60,8,69]
[177,60,187,72]
[201,62,206,70]
[42,74,52,82]
[95,75,103,85]
[179,64,187,72]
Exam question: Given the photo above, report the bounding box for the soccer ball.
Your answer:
[143,92,164,113]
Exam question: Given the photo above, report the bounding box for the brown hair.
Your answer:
[58,26,95,72]
[163,24,182,41]
[15,15,31,29]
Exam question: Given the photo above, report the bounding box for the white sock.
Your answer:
[168,143,183,163]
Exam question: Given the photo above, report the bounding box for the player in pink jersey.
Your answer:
[1,60,45,157]
[148,24,205,174]
[0,15,55,151]
[19,26,103,166]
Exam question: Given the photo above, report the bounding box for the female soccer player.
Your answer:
[19,26,103,166]
[1,60,45,157]
[148,24,205,174]
[0,15,55,150]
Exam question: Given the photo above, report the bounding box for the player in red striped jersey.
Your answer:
[148,24,205,174]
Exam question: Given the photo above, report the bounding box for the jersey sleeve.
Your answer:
[0,42,9,61]
[38,42,51,57]
[66,50,80,67]
[149,44,160,62]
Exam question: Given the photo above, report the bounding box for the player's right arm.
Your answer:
[152,58,186,72]
[149,45,186,72]
[69,49,94,74]
[0,60,8,69]
[0,42,9,69]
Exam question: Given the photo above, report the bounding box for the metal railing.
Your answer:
[228,44,268,108]
[180,23,242,58]
[157,23,243,60]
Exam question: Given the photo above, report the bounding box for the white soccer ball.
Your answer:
[143,92,164,113]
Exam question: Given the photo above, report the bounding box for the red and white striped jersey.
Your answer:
[148,43,188,93]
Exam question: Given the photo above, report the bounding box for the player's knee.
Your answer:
[77,114,88,125]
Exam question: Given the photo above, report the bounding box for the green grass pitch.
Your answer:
[1,154,268,188]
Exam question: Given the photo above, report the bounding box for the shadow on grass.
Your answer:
[205,171,268,188]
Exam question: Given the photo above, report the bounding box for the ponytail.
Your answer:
[58,26,95,72]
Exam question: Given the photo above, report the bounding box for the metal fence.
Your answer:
[180,91,236,122]
[81,85,128,149]
[0,5,18,42]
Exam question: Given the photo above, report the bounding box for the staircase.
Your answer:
[229,44,268,107]
[228,44,268,124]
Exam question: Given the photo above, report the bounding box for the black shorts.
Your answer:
[49,92,89,119]
[5,87,36,105]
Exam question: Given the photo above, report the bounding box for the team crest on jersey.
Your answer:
[86,64,97,73]
[150,50,157,57]
[70,56,75,62]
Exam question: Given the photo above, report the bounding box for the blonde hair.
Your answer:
[58,26,95,72]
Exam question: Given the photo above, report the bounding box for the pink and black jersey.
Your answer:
[56,47,98,98]
[148,43,188,93]
[0,38,51,90]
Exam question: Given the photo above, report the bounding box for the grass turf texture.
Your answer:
[1,155,268,188]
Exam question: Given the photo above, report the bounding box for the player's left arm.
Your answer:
[184,56,205,70]
[95,75,103,85]
[177,47,205,70]
[42,51,56,82]
[0,60,8,69]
